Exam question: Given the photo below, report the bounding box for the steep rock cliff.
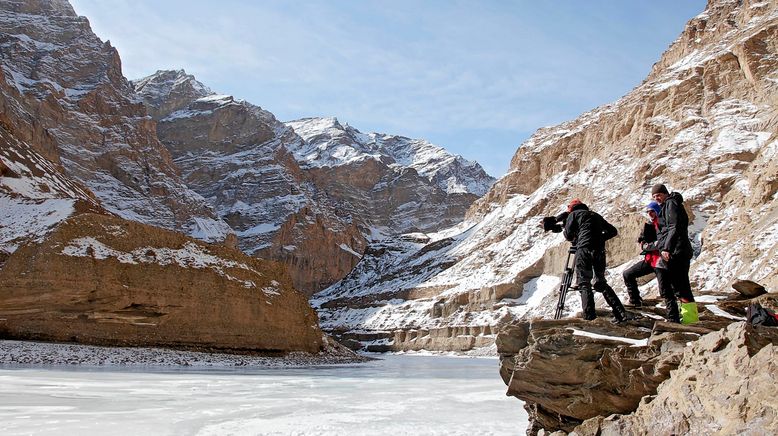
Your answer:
[133,70,494,294]
[0,0,328,355]
[0,0,231,242]
[287,117,495,234]
[132,70,367,294]
[497,292,778,434]
[0,213,324,353]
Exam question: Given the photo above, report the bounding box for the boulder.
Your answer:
[732,279,768,298]
[497,317,682,433]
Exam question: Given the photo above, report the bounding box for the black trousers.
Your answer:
[655,256,694,322]
[574,247,626,321]
[622,260,654,303]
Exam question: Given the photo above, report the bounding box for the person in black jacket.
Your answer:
[563,199,628,322]
[647,184,695,323]
[622,201,662,307]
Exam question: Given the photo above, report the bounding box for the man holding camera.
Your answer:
[562,199,629,322]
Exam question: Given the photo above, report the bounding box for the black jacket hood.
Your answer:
[668,192,684,203]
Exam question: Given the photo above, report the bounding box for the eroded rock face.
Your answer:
[497,293,778,435]
[313,0,778,352]
[287,117,495,234]
[586,323,778,436]
[132,71,494,294]
[0,0,231,242]
[131,70,368,294]
[0,213,323,353]
[498,318,680,433]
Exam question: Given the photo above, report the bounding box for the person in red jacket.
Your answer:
[622,202,662,307]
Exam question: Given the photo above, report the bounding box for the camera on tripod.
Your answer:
[541,211,569,233]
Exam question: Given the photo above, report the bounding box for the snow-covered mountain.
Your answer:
[314,0,778,352]
[0,0,230,243]
[286,117,494,196]
[0,0,327,354]
[133,70,495,294]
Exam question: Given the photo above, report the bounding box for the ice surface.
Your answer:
[0,355,527,435]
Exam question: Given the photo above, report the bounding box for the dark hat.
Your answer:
[651,184,669,195]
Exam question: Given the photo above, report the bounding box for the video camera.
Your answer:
[541,211,569,233]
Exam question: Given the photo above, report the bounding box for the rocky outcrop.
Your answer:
[0,0,231,242]
[313,0,778,352]
[587,322,778,436]
[497,292,778,434]
[0,213,323,353]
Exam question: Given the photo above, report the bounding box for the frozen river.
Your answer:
[0,354,528,435]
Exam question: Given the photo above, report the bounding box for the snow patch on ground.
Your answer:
[567,328,649,347]
[0,196,75,254]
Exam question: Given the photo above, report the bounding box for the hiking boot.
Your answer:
[612,312,640,324]
[625,299,643,308]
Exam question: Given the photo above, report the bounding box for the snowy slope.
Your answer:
[287,117,495,196]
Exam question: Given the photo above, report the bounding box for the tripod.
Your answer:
[553,246,577,320]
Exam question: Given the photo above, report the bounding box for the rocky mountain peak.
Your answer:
[132,69,213,119]
[1,0,76,16]
[286,116,496,196]
[0,1,232,244]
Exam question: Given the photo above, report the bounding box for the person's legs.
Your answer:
[575,248,596,320]
[591,249,627,321]
[622,260,653,305]
[655,267,680,322]
[669,257,694,302]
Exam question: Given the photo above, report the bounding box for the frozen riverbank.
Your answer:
[0,339,367,367]
[0,353,527,435]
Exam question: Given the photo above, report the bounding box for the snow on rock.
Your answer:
[286,117,495,196]
[61,238,261,289]
[0,197,75,254]
[0,5,232,244]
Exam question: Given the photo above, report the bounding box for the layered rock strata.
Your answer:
[314,0,778,351]
[497,291,778,434]
[0,0,231,242]
[286,117,495,234]
[133,70,367,294]
[0,1,330,355]
[133,70,494,294]
[588,322,778,436]
[0,213,323,353]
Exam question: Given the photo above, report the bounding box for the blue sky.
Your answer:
[70,0,706,177]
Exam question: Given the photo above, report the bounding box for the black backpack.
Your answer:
[746,303,778,327]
